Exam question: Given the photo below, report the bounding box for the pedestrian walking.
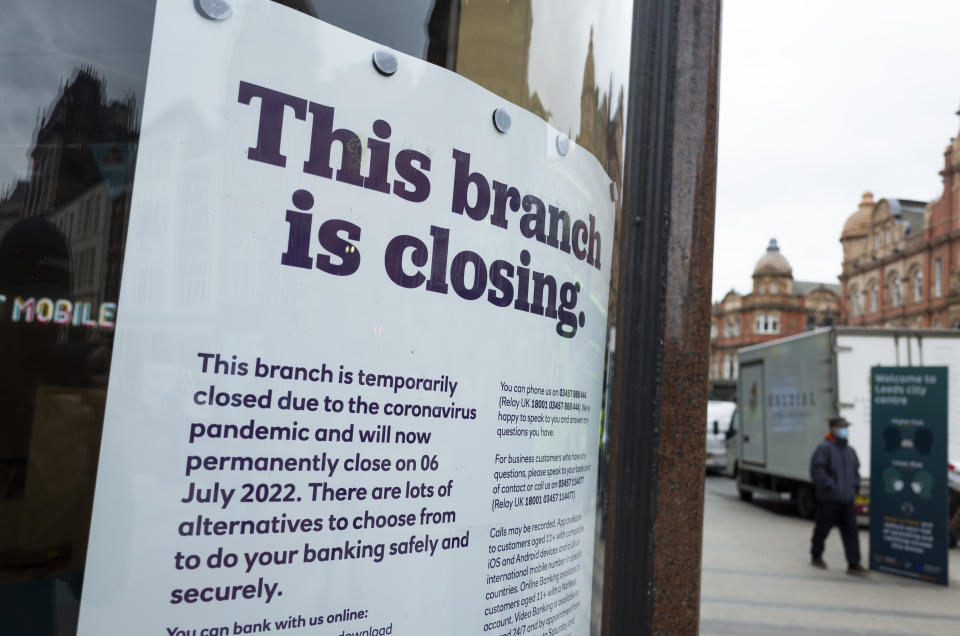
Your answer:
[809,416,868,575]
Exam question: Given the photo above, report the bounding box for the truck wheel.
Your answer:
[950,529,957,549]
[795,485,816,519]
[738,486,752,502]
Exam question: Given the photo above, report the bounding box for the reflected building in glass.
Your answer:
[0,28,143,634]
[3,67,139,316]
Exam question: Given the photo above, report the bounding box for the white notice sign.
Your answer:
[78,1,614,635]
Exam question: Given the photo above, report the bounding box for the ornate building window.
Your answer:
[724,354,738,379]
[710,322,717,339]
[934,259,943,297]
[889,273,900,308]
[913,269,923,301]
[770,282,778,293]
[724,319,732,337]
[870,282,878,312]
[875,233,881,250]
[850,285,860,316]
[754,313,780,334]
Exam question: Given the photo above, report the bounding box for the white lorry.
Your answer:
[732,327,960,521]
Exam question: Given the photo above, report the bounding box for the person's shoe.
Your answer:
[847,564,869,576]
[811,557,827,569]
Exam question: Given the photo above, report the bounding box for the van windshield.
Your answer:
[706,401,736,435]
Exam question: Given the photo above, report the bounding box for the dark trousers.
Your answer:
[811,500,860,566]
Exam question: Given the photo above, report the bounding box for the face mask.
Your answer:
[834,427,849,440]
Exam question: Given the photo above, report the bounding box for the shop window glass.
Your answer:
[1,2,636,634]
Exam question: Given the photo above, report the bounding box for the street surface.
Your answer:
[701,475,960,635]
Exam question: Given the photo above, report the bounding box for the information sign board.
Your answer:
[869,367,949,586]
[76,1,615,634]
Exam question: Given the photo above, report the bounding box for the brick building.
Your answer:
[709,239,840,391]
[840,125,960,327]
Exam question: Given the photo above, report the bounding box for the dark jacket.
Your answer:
[810,435,860,503]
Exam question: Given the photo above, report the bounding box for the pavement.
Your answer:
[700,475,960,635]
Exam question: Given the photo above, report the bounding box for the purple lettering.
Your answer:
[450,149,489,221]
[237,81,308,168]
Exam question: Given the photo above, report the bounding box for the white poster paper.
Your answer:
[78,1,614,635]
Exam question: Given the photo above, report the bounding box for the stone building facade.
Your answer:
[840,126,960,327]
[709,239,840,384]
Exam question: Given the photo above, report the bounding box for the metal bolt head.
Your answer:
[492,108,511,133]
[372,50,398,76]
[195,0,233,20]
[556,134,570,156]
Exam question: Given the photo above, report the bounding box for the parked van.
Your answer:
[706,400,736,474]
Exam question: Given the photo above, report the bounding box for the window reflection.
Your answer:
[457,0,630,188]
[0,65,140,587]
[0,2,152,633]
[275,0,462,68]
